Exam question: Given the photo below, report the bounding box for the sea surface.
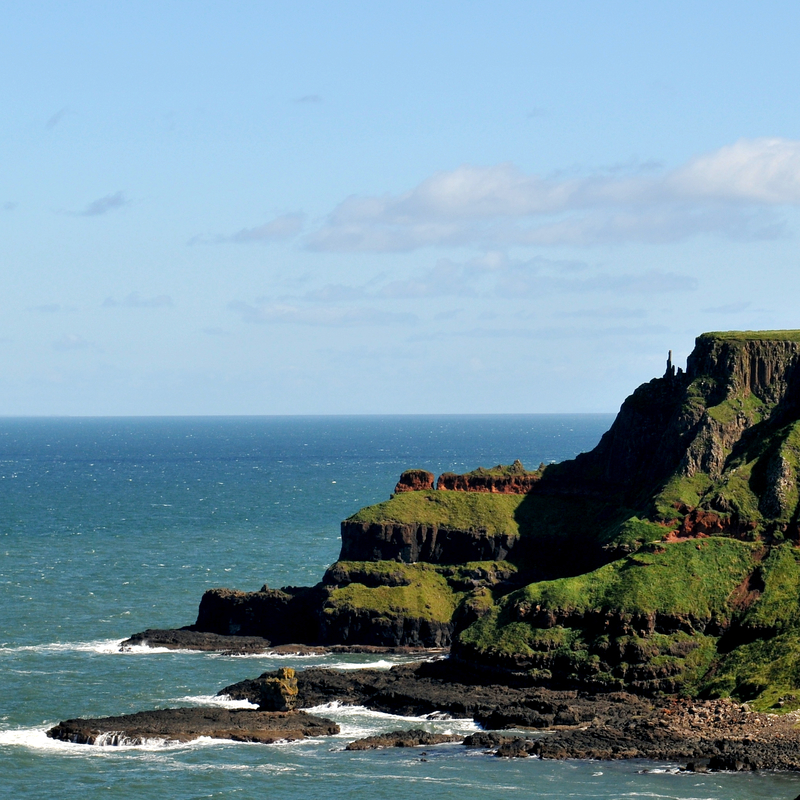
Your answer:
[1,415,798,800]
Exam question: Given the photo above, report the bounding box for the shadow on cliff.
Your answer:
[510,490,628,581]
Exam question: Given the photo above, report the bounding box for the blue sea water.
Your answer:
[1,415,798,800]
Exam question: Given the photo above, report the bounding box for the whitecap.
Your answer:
[305,702,479,740]
[175,694,258,709]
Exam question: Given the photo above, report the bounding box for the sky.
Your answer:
[3,1,800,415]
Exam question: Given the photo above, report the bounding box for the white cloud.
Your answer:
[495,269,697,297]
[307,138,800,252]
[202,213,305,244]
[670,138,800,204]
[228,300,416,327]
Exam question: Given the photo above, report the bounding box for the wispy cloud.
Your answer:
[306,138,800,252]
[229,300,416,327]
[194,213,305,245]
[79,191,129,217]
[294,94,322,104]
[103,292,174,308]
[30,303,67,314]
[495,268,698,297]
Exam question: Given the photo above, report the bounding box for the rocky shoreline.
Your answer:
[50,641,800,772]
[220,660,800,771]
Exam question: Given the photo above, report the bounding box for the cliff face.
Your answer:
[339,521,519,564]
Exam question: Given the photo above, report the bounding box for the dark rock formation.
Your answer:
[46,708,339,746]
[394,469,435,493]
[339,520,518,564]
[345,728,463,750]
[193,585,324,641]
[121,628,273,653]
[253,667,298,711]
[221,661,800,769]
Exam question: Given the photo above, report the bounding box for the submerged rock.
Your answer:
[345,728,462,750]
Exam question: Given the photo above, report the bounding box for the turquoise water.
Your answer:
[1,415,799,799]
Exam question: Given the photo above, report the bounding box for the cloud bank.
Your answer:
[304,138,800,252]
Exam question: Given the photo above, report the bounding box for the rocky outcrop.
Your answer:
[339,521,518,564]
[253,667,298,711]
[46,708,339,746]
[191,584,325,642]
[437,461,542,493]
[121,628,274,653]
[394,469,435,493]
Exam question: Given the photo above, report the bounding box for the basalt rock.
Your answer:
[121,628,273,653]
[254,667,298,711]
[46,708,339,746]
[394,469,435,493]
[339,520,518,564]
[345,728,463,750]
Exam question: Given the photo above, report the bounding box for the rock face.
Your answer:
[437,460,542,493]
[46,708,339,746]
[394,469,435,493]
[339,520,518,564]
[254,667,298,711]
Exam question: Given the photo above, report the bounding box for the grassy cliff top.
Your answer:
[700,330,800,342]
[348,490,525,536]
[441,459,540,478]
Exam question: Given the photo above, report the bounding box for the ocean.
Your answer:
[1,415,798,799]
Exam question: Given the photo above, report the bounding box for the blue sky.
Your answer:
[3,1,800,415]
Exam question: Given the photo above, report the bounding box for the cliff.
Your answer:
[138,330,800,711]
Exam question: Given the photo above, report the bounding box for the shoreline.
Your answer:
[121,628,446,657]
[119,632,800,770]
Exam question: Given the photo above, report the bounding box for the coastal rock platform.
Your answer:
[121,628,445,656]
[46,707,340,746]
[223,662,800,770]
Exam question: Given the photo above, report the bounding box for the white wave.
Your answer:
[118,643,204,655]
[175,694,258,709]
[212,650,322,660]
[0,727,262,754]
[306,702,479,741]
[322,659,399,670]
[0,639,127,656]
